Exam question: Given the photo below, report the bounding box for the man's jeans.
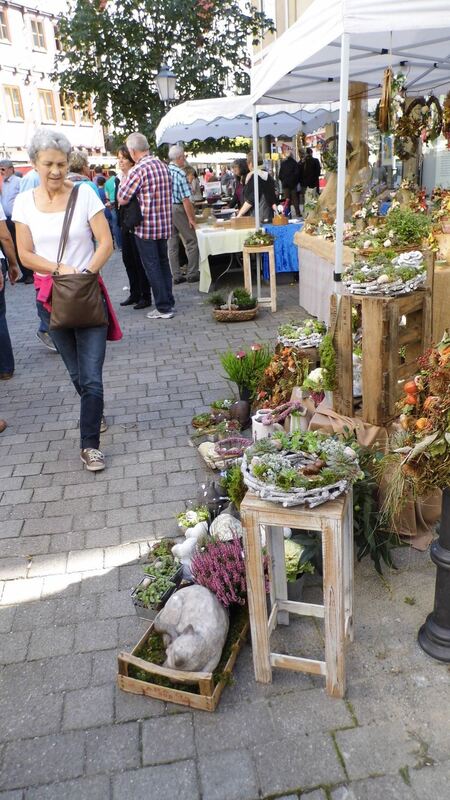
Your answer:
[0,260,14,375]
[38,301,107,449]
[135,237,174,313]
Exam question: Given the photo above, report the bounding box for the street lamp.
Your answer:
[155,63,177,108]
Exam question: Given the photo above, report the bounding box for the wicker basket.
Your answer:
[213,291,258,323]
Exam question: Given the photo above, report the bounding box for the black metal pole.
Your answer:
[418,487,450,661]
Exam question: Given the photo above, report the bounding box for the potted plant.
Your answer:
[254,347,310,409]
[351,183,364,204]
[318,333,337,405]
[176,505,210,533]
[131,552,183,620]
[284,538,315,600]
[220,343,272,402]
[207,289,258,323]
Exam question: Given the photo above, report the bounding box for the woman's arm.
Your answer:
[236,200,252,218]
[85,211,113,273]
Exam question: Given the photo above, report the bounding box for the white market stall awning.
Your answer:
[155,95,342,145]
[251,0,450,105]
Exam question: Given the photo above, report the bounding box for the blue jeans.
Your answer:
[36,289,49,333]
[110,208,122,250]
[0,260,14,375]
[38,301,107,449]
[135,237,174,313]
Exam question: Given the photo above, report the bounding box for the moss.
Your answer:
[128,605,248,694]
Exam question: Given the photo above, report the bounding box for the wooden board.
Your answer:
[117,617,249,713]
[331,294,354,417]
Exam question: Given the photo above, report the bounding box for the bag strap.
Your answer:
[56,183,80,267]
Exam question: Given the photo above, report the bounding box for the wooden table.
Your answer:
[197,226,256,293]
[294,232,355,324]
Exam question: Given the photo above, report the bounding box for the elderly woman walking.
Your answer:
[13,130,120,472]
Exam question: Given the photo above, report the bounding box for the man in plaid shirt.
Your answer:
[167,145,200,284]
[117,133,175,319]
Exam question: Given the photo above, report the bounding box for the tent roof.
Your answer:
[155,95,343,145]
[251,0,450,104]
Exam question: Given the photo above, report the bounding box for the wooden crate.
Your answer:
[117,615,249,712]
[332,290,432,426]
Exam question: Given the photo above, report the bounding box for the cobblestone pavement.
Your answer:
[1,252,449,799]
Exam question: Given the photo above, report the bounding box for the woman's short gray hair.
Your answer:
[126,132,149,152]
[168,144,185,161]
[28,129,72,162]
[69,150,89,174]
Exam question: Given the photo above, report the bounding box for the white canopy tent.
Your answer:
[250,0,450,282]
[155,95,342,145]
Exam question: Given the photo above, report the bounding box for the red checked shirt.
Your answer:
[117,155,172,240]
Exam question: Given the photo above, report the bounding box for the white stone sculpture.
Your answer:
[209,513,243,542]
[154,585,229,673]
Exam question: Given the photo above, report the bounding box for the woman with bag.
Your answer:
[13,130,119,473]
[116,145,152,309]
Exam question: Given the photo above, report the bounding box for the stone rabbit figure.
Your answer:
[154,585,229,674]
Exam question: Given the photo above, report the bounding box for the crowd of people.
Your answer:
[0,130,322,469]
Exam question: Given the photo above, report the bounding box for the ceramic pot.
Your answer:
[252,413,283,442]
[287,574,306,601]
[229,400,251,427]
[238,385,252,402]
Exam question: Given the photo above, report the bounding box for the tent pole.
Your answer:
[252,104,261,298]
[334,32,350,288]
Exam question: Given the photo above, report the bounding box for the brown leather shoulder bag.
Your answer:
[50,185,108,330]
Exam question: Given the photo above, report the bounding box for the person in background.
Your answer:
[229,159,249,211]
[279,151,301,217]
[96,175,115,243]
[14,129,115,473]
[167,145,200,285]
[220,166,234,196]
[300,147,321,197]
[0,159,34,283]
[117,132,174,320]
[116,146,152,309]
[0,198,20,380]
[186,167,203,203]
[105,169,122,249]
[93,165,104,185]
[67,152,101,197]
[19,168,40,193]
[237,151,277,223]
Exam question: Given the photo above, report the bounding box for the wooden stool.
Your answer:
[243,244,277,313]
[240,491,354,698]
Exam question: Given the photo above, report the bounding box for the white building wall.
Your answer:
[0,0,105,164]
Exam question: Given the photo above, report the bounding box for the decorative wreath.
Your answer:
[318,135,353,173]
[394,95,443,160]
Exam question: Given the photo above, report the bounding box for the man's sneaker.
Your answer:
[80,448,105,472]
[146,309,174,320]
[36,330,57,352]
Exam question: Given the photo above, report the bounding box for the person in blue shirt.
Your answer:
[18,168,40,193]
[67,151,101,198]
[167,145,199,284]
[0,159,34,283]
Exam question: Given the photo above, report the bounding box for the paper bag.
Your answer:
[308,403,389,451]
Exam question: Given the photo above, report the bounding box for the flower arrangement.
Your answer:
[318,334,337,391]
[207,288,257,311]
[176,506,210,530]
[379,332,450,520]
[277,318,326,349]
[191,535,269,607]
[343,250,426,296]
[257,401,305,427]
[244,230,274,247]
[254,347,310,408]
[220,344,272,402]
[242,430,363,507]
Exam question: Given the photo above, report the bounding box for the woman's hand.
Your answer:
[57,264,78,275]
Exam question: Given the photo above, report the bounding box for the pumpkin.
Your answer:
[404,380,418,395]
[405,394,417,405]
[423,396,439,411]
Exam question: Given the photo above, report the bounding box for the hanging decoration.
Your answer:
[377,68,393,132]
[443,91,450,149]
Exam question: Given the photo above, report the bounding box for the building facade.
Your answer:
[254,0,314,57]
[0,0,105,164]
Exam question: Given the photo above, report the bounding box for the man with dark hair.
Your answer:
[0,159,33,283]
[299,147,321,195]
[279,151,301,217]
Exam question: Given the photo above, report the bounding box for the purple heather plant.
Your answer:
[191,536,269,607]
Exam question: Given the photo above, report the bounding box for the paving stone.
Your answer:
[85,722,140,775]
[38,652,92,694]
[336,722,420,780]
[97,590,135,619]
[331,776,414,799]
[1,536,50,558]
[66,548,104,573]
[142,714,195,765]
[112,761,200,800]
[114,685,165,721]
[0,520,24,540]
[0,630,30,665]
[27,553,68,578]
[198,749,259,800]
[0,607,15,633]
[0,688,63,743]
[270,688,354,737]
[1,578,43,605]
[74,619,118,652]
[0,792,25,799]
[78,569,119,595]
[1,731,85,790]
[22,516,73,537]
[25,775,110,800]
[63,684,114,730]
[252,733,344,796]
[52,596,98,625]
[0,558,27,580]
[28,624,74,660]
[194,699,274,754]
[12,600,57,630]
